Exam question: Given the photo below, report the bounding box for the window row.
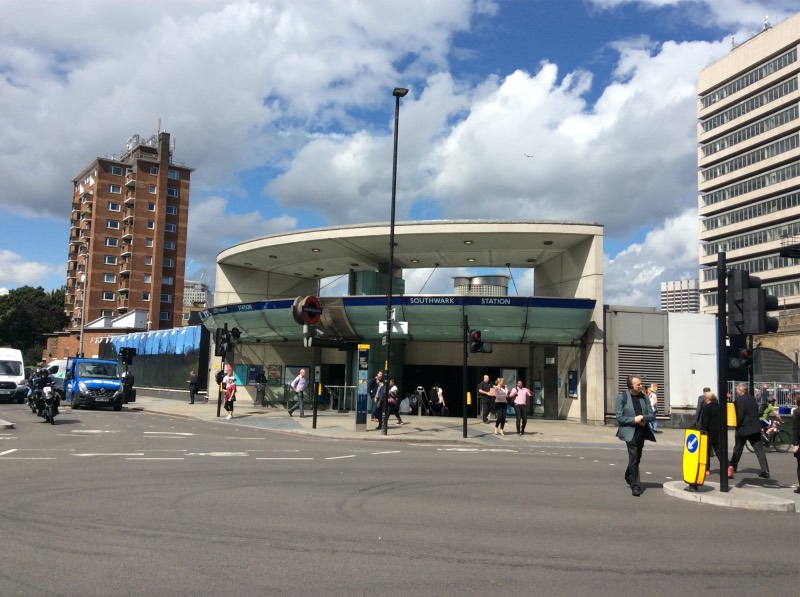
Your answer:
[701,133,799,182]
[701,105,799,158]
[103,238,176,250]
[98,310,173,321]
[107,201,179,215]
[109,165,180,178]
[104,220,178,232]
[101,291,174,303]
[103,255,175,267]
[100,273,174,285]
[702,220,800,256]
[701,161,800,207]
[700,77,798,133]
[702,190,800,232]
[110,184,180,197]
[701,254,797,282]
[700,48,797,109]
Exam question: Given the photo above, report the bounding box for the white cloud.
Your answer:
[605,208,700,306]
[0,250,64,289]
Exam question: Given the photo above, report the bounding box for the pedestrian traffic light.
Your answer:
[214,327,224,356]
[119,347,136,365]
[739,347,753,370]
[215,325,232,357]
[727,270,779,336]
[468,329,492,353]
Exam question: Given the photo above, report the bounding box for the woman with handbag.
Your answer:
[491,378,509,436]
[387,379,403,426]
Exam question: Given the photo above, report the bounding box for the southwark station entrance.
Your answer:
[202,220,606,424]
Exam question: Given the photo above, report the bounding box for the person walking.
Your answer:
[647,384,660,433]
[369,371,384,422]
[387,379,404,425]
[729,382,770,479]
[430,383,446,416]
[187,370,198,404]
[510,380,532,435]
[223,378,236,419]
[288,368,307,418]
[698,390,721,475]
[373,380,386,430]
[477,374,493,423]
[491,378,509,437]
[694,386,712,424]
[791,394,800,494]
[615,375,656,497]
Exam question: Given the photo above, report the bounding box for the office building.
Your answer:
[65,131,192,333]
[660,279,700,313]
[698,13,800,313]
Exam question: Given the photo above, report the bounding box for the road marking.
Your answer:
[72,453,145,457]
[126,457,185,461]
[185,452,248,457]
[256,457,314,460]
[144,436,187,439]
[0,449,18,456]
[0,457,57,460]
[326,455,356,460]
[70,430,120,434]
[144,432,195,436]
[371,451,402,455]
[227,437,268,440]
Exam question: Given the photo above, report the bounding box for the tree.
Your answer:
[0,286,69,363]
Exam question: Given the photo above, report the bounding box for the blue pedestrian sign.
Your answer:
[686,434,699,453]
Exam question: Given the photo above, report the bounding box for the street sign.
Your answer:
[378,321,408,334]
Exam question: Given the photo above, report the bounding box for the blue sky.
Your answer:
[0,0,795,305]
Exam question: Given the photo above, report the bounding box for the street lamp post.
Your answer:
[78,252,89,358]
[381,86,408,436]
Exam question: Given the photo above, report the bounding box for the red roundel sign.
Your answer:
[300,295,322,326]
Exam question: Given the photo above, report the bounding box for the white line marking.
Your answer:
[371,451,402,455]
[72,453,145,457]
[0,449,18,456]
[144,436,186,439]
[256,457,314,460]
[185,452,248,457]
[126,458,185,461]
[143,432,194,436]
[325,455,356,460]
[70,430,120,434]
[0,457,56,460]
[227,437,267,440]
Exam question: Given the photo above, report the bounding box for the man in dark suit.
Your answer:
[615,375,657,497]
[728,382,770,479]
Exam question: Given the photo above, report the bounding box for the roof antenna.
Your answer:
[764,15,770,30]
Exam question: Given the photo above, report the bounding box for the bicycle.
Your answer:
[747,421,791,453]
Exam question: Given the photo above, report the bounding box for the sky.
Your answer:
[0,0,795,306]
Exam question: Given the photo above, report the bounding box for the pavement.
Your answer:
[2,394,798,513]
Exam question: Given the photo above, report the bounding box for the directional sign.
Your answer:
[379,321,408,334]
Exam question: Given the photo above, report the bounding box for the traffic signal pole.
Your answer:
[462,313,468,439]
[717,253,730,493]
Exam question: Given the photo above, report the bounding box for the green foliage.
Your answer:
[0,285,68,362]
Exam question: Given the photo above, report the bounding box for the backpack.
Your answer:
[758,402,767,418]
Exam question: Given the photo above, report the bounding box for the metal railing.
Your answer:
[726,380,799,407]
[325,385,358,412]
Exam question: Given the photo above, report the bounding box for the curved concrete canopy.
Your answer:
[217,219,603,280]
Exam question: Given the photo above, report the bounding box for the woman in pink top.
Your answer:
[491,378,508,436]
[510,380,532,436]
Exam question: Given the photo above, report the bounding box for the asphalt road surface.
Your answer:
[1,403,797,596]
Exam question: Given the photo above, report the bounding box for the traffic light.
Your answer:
[468,329,493,353]
[214,327,225,356]
[215,325,232,357]
[119,347,136,365]
[739,347,753,370]
[726,270,779,336]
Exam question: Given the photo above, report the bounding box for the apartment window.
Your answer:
[144,256,152,266]
[109,184,122,194]
[159,311,171,321]
[101,310,113,317]
[168,170,180,180]
[147,220,155,229]
[108,202,121,212]
[163,258,174,268]
[165,223,177,233]
[162,276,174,285]
[167,188,179,198]
[150,166,158,175]
[110,165,123,176]
[164,240,176,250]
[145,238,154,248]
[182,313,190,321]
[149,184,156,194]
[102,291,114,301]
[107,220,120,229]
[148,202,155,211]
[143,291,150,302]
[143,274,152,284]
[166,205,178,215]
[105,238,118,247]
[161,294,172,303]
[103,273,116,283]
[104,255,117,265]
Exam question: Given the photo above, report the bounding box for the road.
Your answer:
[1,403,797,596]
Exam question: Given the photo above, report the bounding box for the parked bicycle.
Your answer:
[747,421,791,453]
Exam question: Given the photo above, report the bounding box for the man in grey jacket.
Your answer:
[615,375,656,497]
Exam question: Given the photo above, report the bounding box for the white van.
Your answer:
[0,347,26,403]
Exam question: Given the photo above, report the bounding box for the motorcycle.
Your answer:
[32,382,59,424]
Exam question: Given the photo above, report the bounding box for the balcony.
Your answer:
[124,193,135,207]
[125,174,136,188]
[121,232,133,244]
[123,214,134,225]
[119,266,131,278]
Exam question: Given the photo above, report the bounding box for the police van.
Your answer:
[0,347,26,403]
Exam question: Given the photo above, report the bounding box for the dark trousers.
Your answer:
[480,396,493,421]
[795,451,800,486]
[494,403,506,429]
[188,385,197,404]
[514,403,527,433]
[730,432,769,474]
[288,391,305,416]
[625,434,646,489]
